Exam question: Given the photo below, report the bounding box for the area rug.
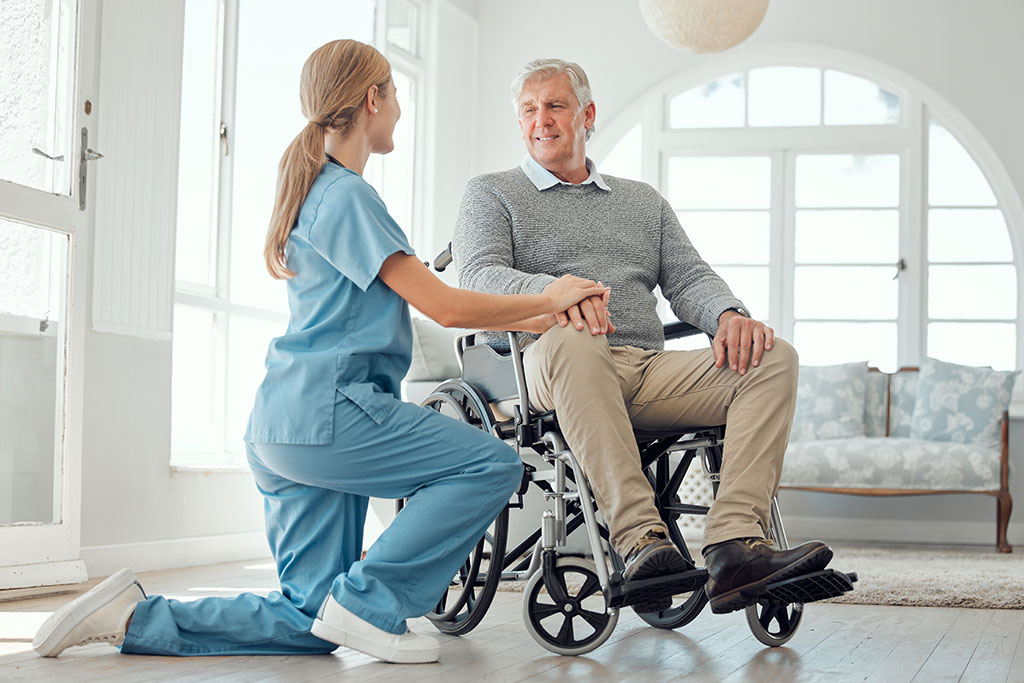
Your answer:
[492,544,1024,610]
[823,543,1024,609]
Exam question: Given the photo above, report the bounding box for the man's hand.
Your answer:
[713,310,774,375]
[546,281,615,336]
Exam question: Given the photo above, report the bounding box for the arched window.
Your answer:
[595,51,1020,374]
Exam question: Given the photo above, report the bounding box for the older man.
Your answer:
[453,58,830,614]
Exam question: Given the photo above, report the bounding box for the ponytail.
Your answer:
[263,39,391,279]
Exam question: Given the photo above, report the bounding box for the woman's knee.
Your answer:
[486,441,523,493]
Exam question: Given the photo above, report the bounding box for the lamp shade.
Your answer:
[638,0,769,54]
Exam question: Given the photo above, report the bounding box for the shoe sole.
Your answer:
[310,617,439,664]
[32,568,140,657]
[708,546,833,615]
[624,546,693,613]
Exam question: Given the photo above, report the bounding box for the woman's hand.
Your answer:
[543,275,610,315]
[543,275,613,335]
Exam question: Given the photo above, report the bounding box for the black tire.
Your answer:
[401,384,511,636]
[746,597,804,646]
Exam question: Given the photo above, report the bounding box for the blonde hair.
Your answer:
[264,39,391,279]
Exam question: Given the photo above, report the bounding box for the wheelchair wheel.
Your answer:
[746,598,803,646]
[522,557,619,656]
[628,520,708,629]
[412,384,509,636]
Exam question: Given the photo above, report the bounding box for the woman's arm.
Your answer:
[378,252,608,333]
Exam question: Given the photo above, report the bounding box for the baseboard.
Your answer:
[0,560,88,592]
[80,532,272,578]
[781,515,1021,547]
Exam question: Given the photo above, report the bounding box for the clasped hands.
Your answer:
[540,275,615,336]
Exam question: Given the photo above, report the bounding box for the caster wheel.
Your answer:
[746,597,803,646]
[522,557,618,655]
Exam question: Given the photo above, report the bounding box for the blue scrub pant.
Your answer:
[120,393,522,656]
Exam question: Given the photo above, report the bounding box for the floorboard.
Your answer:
[0,559,1018,682]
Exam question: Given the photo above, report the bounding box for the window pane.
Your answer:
[928,323,1016,371]
[598,123,642,182]
[713,266,768,320]
[795,266,898,319]
[928,209,1012,263]
[0,0,75,194]
[796,154,900,208]
[928,121,996,206]
[668,73,744,128]
[0,218,68,525]
[823,70,900,126]
[748,67,820,127]
[171,305,222,456]
[666,156,770,209]
[378,70,416,245]
[175,0,219,288]
[387,0,418,56]
[225,315,283,458]
[229,0,374,311]
[0,218,65,320]
[678,211,769,264]
[795,210,899,264]
[928,265,1016,319]
[793,322,897,372]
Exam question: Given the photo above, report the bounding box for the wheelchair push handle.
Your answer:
[433,242,453,272]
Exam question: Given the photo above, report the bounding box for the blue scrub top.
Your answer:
[245,162,416,445]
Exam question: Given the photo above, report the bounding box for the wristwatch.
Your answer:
[727,306,750,318]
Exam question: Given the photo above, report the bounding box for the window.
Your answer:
[172,0,428,468]
[596,59,1019,375]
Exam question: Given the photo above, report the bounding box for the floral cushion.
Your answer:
[889,372,917,437]
[790,362,868,441]
[781,437,1001,491]
[910,358,1017,449]
[864,372,889,437]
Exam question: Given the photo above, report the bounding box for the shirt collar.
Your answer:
[520,155,611,192]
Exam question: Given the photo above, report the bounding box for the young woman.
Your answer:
[32,39,609,665]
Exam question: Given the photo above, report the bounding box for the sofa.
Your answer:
[780,361,1015,552]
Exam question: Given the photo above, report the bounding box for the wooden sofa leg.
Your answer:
[997,491,1013,553]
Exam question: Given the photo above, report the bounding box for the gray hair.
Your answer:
[510,58,595,140]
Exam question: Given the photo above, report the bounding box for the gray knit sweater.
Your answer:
[452,167,745,350]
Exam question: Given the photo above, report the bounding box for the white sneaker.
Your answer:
[310,595,439,664]
[32,567,146,657]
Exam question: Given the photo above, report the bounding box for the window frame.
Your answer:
[592,46,1022,391]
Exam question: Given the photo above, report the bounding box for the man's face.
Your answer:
[517,73,595,175]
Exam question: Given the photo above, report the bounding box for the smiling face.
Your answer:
[517,73,595,183]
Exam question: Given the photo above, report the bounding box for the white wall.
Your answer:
[462,0,1024,548]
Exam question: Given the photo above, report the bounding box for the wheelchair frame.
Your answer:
[407,245,855,655]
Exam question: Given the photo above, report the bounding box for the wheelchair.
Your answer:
[400,247,856,656]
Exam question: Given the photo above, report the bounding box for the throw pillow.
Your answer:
[790,362,869,441]
[910,357,1017,448]
[407,317,462,381]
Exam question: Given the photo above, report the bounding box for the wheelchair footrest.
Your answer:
[763,568,858,605]
[608,568,709,609]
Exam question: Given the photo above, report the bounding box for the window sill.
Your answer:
[170,464,250,474]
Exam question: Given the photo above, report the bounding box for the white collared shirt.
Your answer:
[520,155,612,192]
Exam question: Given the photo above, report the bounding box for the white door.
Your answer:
[0,0,99,589]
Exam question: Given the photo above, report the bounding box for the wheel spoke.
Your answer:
[577,575,601,600]
[532,602,562,620]
[578,608,607,631]
[774,605,790,633]
[555,614,575,645]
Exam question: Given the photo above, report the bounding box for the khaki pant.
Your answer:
[523,324,799,556]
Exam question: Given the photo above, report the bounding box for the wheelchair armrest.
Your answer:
[663,321,704,340]
[434,242,453,272]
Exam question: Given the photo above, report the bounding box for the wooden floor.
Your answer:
[1,559,1022,682]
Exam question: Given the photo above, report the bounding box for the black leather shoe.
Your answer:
[703,538,833,614]
[622,530,692,613]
